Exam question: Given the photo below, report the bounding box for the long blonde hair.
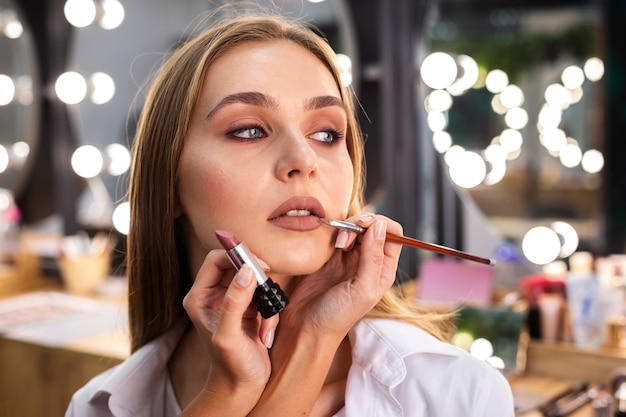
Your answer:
[128,12,454,352]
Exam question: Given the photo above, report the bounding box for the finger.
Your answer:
[352,219,389,300]
[335,213,376,250]
[183,250,234,325]
[259,315,279,349]
[194,249,237,289]
[214,265,259,340]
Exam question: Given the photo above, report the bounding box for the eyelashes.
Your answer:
[226,124,345,145]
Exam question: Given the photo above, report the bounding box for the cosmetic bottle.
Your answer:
[565,252,603,349]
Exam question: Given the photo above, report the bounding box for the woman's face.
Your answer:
[177,39,354,280]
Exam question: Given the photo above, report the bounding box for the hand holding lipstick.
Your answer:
[181,249,279,413]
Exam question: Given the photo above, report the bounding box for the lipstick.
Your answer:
[319,217,495,266]
[215,230,288,318]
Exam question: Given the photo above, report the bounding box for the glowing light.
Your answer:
[90,72,115,104]
[522,226,561,265]
[11,141,29,159]
[112,201,130,235]
[584,57,604,82]
[581,149,604,173]
[544,83,572,109]
[500,84,524,109]
[559,142,582,168]
[541,128,567,152]
[486,356,505,369]
[0,145,8,173]
[452,331,474,350]
[485,69,508,93]
[499,129,523,152]
[448,54,479,93]
[561,65,585,90]
[537,105,562,129]
[64,0,97,28]
[335,53,353,87]
[483,147,507,185]
[427,90,453,112]
[490,94,507,115]
[99,0,125,30]
[504,107,528,130]
[469,338,494,361]
[3,17,23,39]
[448,150,486,189]
[55,72,87,104]
[550,221,579,258]
[72,145,103,178]
[105,143,131,175]
[0,74,15,106]
[432,131,452,153]
[420,52,457,90]
[427,111,447,132]
[443,145,465,166]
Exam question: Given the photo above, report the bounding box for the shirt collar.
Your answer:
[349,318,459,387]
[89,319,189,416]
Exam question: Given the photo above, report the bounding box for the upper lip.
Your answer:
[267,196,326,220]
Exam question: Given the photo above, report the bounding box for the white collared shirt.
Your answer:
[65,318,514,417]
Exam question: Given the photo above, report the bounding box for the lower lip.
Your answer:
[268,215,322,231]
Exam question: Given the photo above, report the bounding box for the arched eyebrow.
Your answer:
[206,91,345,120]
[206,91,279,120]
[303,95,346,112]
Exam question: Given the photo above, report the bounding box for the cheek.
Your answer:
[330,157,356,212]
[178,154,237,232]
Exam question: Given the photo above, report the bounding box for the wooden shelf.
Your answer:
[524,339,626,386]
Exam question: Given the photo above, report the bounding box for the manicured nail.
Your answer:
[357,214,375,223]
[235,265,254,288]
[256,257,270,271]
[374,220,386,242]
[335,230,349,248]
[264,327,275,349]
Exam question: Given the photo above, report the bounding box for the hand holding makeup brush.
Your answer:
[275,214,402,340]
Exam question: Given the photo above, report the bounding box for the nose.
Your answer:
[274,130,318,181]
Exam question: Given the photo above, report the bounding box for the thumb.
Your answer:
[216,265,258,335]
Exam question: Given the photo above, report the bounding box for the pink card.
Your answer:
[416,258,494,307]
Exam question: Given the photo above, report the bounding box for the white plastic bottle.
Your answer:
[565,251,603,349]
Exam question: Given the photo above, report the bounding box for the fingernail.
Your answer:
[335,230,349,248]
[357,213,375,223]
[264,327,275,349]
[256,257,271,271]
[374,220,386,242]
[235,265,254,288]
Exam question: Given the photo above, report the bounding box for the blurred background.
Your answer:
[2,2,626,415]
[1,0,624,279]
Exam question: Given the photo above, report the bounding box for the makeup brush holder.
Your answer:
[58,252,111,294]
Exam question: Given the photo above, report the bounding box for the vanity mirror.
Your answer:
[0,0,37,199]
[424,0,606,263]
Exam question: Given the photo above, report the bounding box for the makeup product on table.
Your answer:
[319,218,495,266]
[215,230,289,318]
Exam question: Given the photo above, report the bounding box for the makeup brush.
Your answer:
[319,218,495,266]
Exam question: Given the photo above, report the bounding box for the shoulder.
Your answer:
[348,319,514,417]
[65,320,188,417]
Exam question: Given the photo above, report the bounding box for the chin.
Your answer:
[266,247,334,277]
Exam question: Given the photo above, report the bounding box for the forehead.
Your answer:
[201,39,341,102]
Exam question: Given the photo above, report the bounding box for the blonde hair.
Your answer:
[128,12,454,352]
